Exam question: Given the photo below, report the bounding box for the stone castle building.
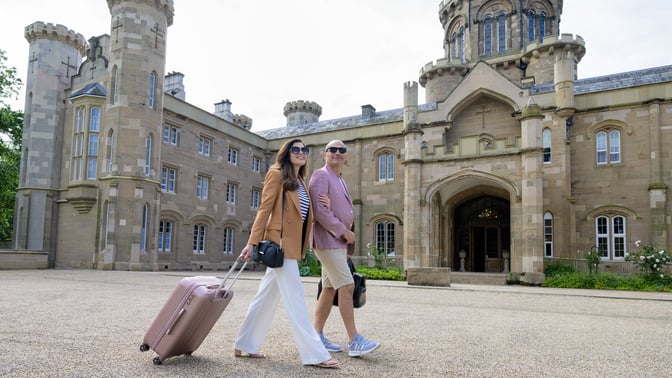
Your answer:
[3,0,671,278]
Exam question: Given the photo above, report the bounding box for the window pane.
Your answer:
[609,130,621,163]
[484,17,492,56]
[387,154,394,179]
[497,13,506,53]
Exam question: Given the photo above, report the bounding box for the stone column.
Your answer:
[518,98,545,273]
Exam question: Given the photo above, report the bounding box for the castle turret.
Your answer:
[283,100,322,126]
[164,71,185,100]
[14,22,86,261]
[97,0,174,270]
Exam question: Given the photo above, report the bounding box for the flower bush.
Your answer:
[626,241,672,279]
[578,247,601,274]
[366,243,385,269]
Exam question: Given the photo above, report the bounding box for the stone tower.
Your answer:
[94,0,174,270]
[14,23,87,266]
[420,0,584,104]
[283,100,322,126]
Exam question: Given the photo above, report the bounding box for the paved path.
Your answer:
[1,269,671,377]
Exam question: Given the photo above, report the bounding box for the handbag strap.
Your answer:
[280,191,285,240]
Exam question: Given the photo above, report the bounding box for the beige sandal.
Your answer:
[314,358,339,369]
[234,349,266,358]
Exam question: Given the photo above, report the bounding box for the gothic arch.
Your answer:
[523,0,555,18]
[368,213,403,226]
[585,119,633,139]
[476,0,514,19]
[446,89,519,123]
[582,205,641,221]
[424,168,522,205]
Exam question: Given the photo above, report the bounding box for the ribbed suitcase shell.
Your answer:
[140,261,246,364]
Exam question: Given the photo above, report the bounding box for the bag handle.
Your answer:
[213,255,248,299]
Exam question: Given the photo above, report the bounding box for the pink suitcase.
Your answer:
[140,258,247,364]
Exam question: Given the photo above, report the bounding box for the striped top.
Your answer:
[298,181,310,222]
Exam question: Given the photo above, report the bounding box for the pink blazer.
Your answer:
[309,164,354,250]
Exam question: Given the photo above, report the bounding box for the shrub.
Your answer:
[355,266,405,281]
[577,247,601,274]
[625,241,672,279]
[544,261,575,277]
[299,248,321,276]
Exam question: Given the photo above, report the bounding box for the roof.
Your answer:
[69,82,107,99]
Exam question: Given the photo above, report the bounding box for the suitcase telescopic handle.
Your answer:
[212,256,248,300]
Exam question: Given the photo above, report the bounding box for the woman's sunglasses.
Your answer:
[290,146,310,154]
[325,147,347,154]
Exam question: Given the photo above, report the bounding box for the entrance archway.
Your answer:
[454,196,510,272]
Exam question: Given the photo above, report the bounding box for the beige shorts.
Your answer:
[313,248,353,290]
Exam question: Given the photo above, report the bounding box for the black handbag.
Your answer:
[252,192,285,268]
[252,240,284,268]
[317,258,366,308]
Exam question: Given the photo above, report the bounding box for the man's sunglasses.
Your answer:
[325,147,347,154]
[290,146,310,154]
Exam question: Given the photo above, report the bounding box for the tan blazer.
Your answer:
[247,168,312,260]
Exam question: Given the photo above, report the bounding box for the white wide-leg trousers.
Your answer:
[234,259,331,365]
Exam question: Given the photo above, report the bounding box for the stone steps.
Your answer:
[451,272,508,286]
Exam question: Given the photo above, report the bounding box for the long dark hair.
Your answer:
[273,138,307,192]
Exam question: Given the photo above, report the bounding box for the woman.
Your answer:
[234,139,339,369]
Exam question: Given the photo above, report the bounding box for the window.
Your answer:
[251,189,261,209]
[483,16,492,57]
[595,215,627,260]
[140,204,148,251]
[544,212,553,257]
[459,27,465,62]
[161,166,177,192]
[223,227,234,255]
[496,13,506,54]
[104,201,111,246]
[162,124,179,146]
[86,107,100,179]
[596,130,621,164]
[107,129,114,173]
[226,184,237,204]
[378,153,395,181]
[158,220,173,252]
[148,72,155,109]
[193,224,206,254]
[228,148,238,165]
[542,128,551,164]
[252,157,261,173]
[198,137,211,157]
[144,134,152,176]
[528,11,535,42]
[375,220,395,256]
[72,107,85,180]
[197,175,209,200]
[539,13,546,43]
[111,66,118,104]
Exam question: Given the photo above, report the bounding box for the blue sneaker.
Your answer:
[348,333,380,357]
[319,333,343,353]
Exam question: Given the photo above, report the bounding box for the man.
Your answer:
[309,140,380,357]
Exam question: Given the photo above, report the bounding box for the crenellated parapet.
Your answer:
[521,33,586,64]
[107,0,175,26]
[24,22,87,55]
[419,58,469,86]
[233,114,252,130]
[283,100,323,117]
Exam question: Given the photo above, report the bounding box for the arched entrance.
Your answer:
[454,196,510,272]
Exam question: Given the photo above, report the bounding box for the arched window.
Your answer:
[459,27,465,62]
[496,13,506,54]
[378,153,394,181]
[452,32,458,60]
[542,128,551,164]
[539,13,546,42]
[375,220,396,256]
[193,224,207,254]
[111,66,118,104]
[223,227,234,255]
[148,72,156,109]
[596,130,621,164]
[483,16,492,57]
[158,220,173,252]
[595,215,626,260]
[86,107,100,180]
[140,204,148,251]
[107,129,114,174]
[72,107,85,180]
[144,134,152,177]
[528,10,535,42]
[544,212,553,257]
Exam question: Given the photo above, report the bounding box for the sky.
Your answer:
[1,0,670,132]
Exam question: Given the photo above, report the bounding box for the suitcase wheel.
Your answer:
[139,343,150,352]
[153,356,162,365]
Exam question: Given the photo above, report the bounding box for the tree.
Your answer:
[0,49,24,240]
